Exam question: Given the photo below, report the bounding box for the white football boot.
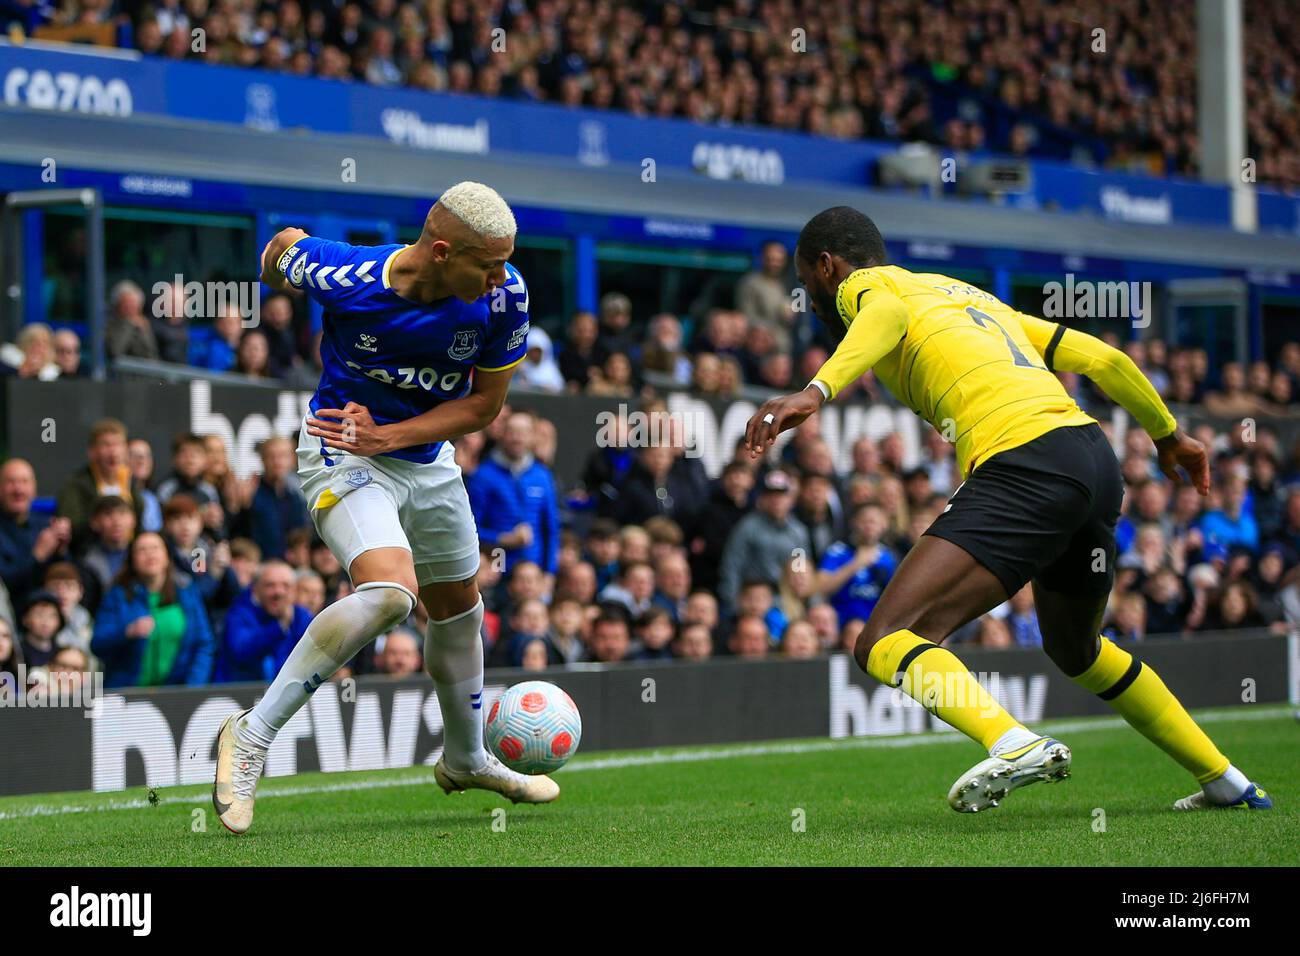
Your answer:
[947,736,1072,813]
[212,709,269,834]
[434,752,560,804]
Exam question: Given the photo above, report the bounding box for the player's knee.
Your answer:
[1042,633,1097,678]
[357,582,416,631]
[852,619,893,673]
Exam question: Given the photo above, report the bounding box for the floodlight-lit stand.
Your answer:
[1,187,106,381]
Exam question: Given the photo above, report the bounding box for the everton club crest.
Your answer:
[448,329,480,361]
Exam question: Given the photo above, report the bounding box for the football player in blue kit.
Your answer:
[213,182,557,834]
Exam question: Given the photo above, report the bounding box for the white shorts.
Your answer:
[296,417,481,586]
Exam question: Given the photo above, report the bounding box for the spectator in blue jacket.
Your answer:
[214,560,313,683]
[0,457,72,595]
[1198,475,1259,553]
[234,436,310,560]
[188,304,242,373]
[91,532,215,688]
[469,411,560,577]
[1006,585,1044,647]
[814,503,898,627]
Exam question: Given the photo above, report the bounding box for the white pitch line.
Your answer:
[0,705,1290,821]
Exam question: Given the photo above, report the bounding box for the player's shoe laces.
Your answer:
[213,709,269,835]
[947,736,1072,813]
[1172,783,1273,811]
[434,752,560,804]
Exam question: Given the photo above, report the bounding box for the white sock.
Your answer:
[990,726,1042,757]
[425,596,488,773]
[240,581,416,748]
[1202,764,1250,804]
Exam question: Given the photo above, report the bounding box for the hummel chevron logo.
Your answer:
[315,266,337,290]
[502,274,529,311]
[356,260,377,282]
[333,263,354,286]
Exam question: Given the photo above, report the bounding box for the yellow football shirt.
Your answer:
[811,265,1175,477]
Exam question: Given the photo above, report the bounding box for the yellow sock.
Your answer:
[865,629,1022,751]
[1073,637,1229,783]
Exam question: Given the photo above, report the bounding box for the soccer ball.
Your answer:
[485,680,582,775]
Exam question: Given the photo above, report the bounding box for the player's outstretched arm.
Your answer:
[745,291,907,455]
[1020,314,1209,495]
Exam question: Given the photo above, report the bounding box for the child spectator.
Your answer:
[75,495,137,614]
[18,590,64,668]
[736,578,787,642]
[673,622,713,661]
[228,537,263,590]
[43,561,94,661]
[631,605,675,660]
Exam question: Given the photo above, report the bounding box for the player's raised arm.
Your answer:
[807,284,909,402]
[746,273,907,454]
[259,227,309,293]
[1019,313,1210,494]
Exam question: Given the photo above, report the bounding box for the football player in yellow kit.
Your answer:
[747,206,1272,813]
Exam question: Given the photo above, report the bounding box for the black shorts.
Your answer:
[924,423,1123,598]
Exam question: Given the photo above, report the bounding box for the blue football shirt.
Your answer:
[817,541,898,624]
[275,237,530,464]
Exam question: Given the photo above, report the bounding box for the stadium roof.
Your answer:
[3,105,1298,271]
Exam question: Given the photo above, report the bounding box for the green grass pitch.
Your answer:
[3,706,1297,866]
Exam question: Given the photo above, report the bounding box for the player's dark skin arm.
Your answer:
[305,365,514,456]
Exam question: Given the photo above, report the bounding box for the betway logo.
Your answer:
[380,109,489,154]
[828,655,1047,738]
[190,379,311,480]
[91,681,507,792]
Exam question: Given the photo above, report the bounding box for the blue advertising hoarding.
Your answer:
[5,39,1297,231]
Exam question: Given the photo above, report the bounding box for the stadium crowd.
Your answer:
[7,0,1298,189]
[3,250,1300,693]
